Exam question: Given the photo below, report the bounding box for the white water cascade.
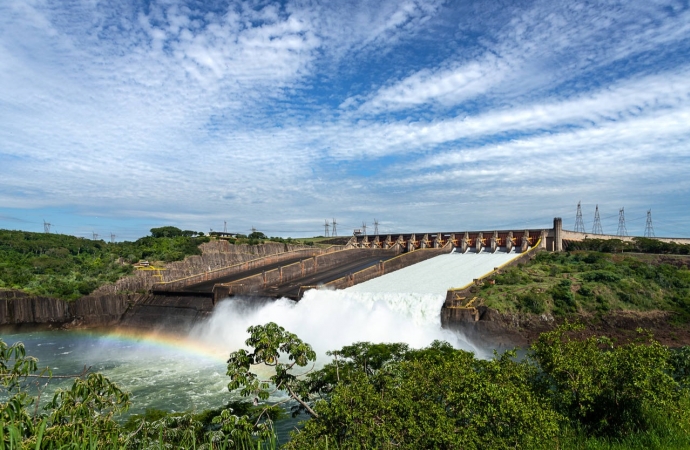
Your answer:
[193,251,522,358]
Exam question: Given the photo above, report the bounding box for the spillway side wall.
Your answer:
[216,249,398,297]
[323,248,447,290]
[441,247,543,330]
[153,246,348,292]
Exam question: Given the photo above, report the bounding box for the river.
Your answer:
[2,288,482,440]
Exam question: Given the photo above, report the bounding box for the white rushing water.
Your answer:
[193,251,522,358]
[4,250,520,422]
[193,290,481,357]
[348,249,521,294]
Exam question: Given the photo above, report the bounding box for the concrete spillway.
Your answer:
[346,250,522,295]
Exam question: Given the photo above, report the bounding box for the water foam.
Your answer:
[192,288,484,358]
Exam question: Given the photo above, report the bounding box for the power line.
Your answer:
[616,208,628,237]
[574,202,585,232]
[592,205,603,234]
[645,210,655,238]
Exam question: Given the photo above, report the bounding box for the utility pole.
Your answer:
[616,208,628,237]
[574,202,585,233]
[374,219,379,236]
[331,218,337,237]
[592,205,603,234]
[43,220,51,234]
[644,210,655,238]
[324,219,330,237]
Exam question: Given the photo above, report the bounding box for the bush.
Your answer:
[583,270,622,283]
[530,324,679,436]
[517,290,548,314]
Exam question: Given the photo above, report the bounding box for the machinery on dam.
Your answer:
[150,220,568,302]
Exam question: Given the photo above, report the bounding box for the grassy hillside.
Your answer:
[0,228,209,300]
[479,251,690,321]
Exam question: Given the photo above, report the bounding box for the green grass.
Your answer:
[479,251,690,319]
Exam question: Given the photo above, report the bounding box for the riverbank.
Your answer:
[447,306,690,349]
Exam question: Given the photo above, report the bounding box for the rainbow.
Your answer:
[68,328,230,364]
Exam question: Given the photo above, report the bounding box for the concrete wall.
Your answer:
[153,247,335,291]
[93,241,344,295]
[316,248,447,291]
[216,248,398,297]
[119,294,214,330]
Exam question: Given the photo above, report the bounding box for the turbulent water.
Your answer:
[4,252,515,426]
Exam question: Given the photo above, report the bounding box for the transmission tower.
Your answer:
[644,210,655,238]
[331,218,337,237]
[92,232,99,241]
[574,202,585,233]
[324,219,330,237]
[373,219,379,236]
[110,233,116,243]
[362,222,367,237]
[592,205,603,234]
[616,208,628,236]
[43,220,51,234]
[224,221,227,233]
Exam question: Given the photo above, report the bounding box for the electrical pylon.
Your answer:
[362,222,367,237]
[644,210,655,238]
[331,218,337,237]
[324,220,330,237]
[373,219,379,236]
[575,202,585,233]
[592,205,603,234]
[43,220,51,234]
[616,208,628,236]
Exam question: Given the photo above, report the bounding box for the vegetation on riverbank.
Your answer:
[3,323,690,449]
[478,250,690,321]
[0,228,209,300]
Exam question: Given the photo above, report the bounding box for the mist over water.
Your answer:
[192,289,484,359]
[3,280,485,426]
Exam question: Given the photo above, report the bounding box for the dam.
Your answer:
[3,217,689,332]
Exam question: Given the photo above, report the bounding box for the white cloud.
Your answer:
[0,0,689,238]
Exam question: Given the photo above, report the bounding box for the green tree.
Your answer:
[529,323,680,436]
[226,322,318,421]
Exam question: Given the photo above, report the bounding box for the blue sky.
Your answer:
[1,0,689,240]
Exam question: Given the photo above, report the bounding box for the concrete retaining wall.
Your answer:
[153,248,326,291]
[216,248,398,297]
[316,248,447,291]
